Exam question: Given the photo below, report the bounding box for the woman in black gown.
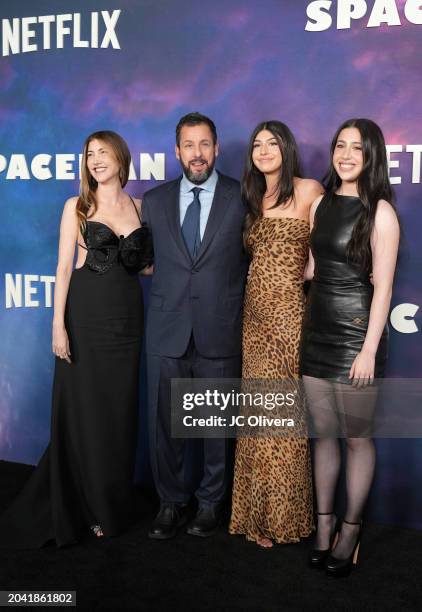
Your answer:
[300,119,400,576]
[0,130,153,548]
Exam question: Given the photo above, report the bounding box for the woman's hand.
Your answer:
[52,323,71,363]
[349,349,375,387]
[140,264,154,276]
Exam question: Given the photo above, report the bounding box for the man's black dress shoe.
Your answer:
[186,505,221,537]
[148,504,188,540]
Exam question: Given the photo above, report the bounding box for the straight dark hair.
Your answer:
[324,118,396,273]
[176,112,217,145]
[242,121,302,238]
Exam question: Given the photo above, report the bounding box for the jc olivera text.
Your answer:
[182,415,296,428]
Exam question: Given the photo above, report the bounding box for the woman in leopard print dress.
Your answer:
[229,121,322,547]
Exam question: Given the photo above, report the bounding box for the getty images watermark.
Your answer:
[171,378,422,439]
[172,378,308,439]
[183,386,297,429]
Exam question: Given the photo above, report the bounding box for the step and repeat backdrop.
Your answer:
[0,0,421,528]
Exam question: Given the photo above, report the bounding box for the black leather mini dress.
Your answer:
[300,193,388,382]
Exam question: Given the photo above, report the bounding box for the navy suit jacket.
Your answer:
[142,172,249,358]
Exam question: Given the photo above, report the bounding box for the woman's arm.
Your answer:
[303,193,324,281]
[349,200,400,385]
[52,197,79,363]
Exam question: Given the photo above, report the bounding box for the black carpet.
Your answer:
[0,460,421,611]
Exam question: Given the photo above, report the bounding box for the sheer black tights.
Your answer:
[303,376,378,559]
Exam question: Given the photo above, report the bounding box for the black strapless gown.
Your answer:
[0,221,153,548]
[300,193,388,382]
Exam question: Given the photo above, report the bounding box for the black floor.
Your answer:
[0,460,421,611]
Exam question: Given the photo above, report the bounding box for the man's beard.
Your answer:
[181,157,215,185]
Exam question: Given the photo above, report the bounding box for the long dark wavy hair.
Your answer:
[242,120,302,239]
[324,118,396,273]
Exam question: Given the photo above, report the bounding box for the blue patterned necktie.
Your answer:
[182,187,202,259]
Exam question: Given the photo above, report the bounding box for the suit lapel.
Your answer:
[164,177,192,262]
[195,173,231,263]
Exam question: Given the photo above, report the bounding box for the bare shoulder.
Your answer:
[130,195,141,212]
[295,178,324,209]
[375,199,399,228]
[61,196,79,223]
[309,193,325,222]
[310,192,325,210]
[296,178,324,197]
[372,200,400,249]
[376,198,397,216]
[59,197,79,236]
[63,196,78,211]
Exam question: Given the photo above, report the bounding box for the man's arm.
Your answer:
[140,192,154,275]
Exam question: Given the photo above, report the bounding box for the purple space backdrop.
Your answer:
[0,0,421,527]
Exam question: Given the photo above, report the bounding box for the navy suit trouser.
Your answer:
[153,335,241,507]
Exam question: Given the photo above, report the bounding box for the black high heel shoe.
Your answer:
[308,512,339,569]
[326,519,362,577]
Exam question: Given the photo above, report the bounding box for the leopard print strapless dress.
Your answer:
[229,217,313,544]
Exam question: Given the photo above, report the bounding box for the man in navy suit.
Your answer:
[142,113,248,539]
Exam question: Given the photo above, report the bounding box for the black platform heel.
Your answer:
[326,519,362,577]
[308,512,339,569]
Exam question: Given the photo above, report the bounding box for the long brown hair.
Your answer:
[242,120,302,240]
[76,130,131,229]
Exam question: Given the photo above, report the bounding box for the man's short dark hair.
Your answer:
[176,112,218,146]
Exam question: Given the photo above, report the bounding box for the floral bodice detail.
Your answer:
[81,221,153,274]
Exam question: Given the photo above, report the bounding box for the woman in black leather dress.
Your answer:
[300,119,399,576]
[0,131,153,548]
